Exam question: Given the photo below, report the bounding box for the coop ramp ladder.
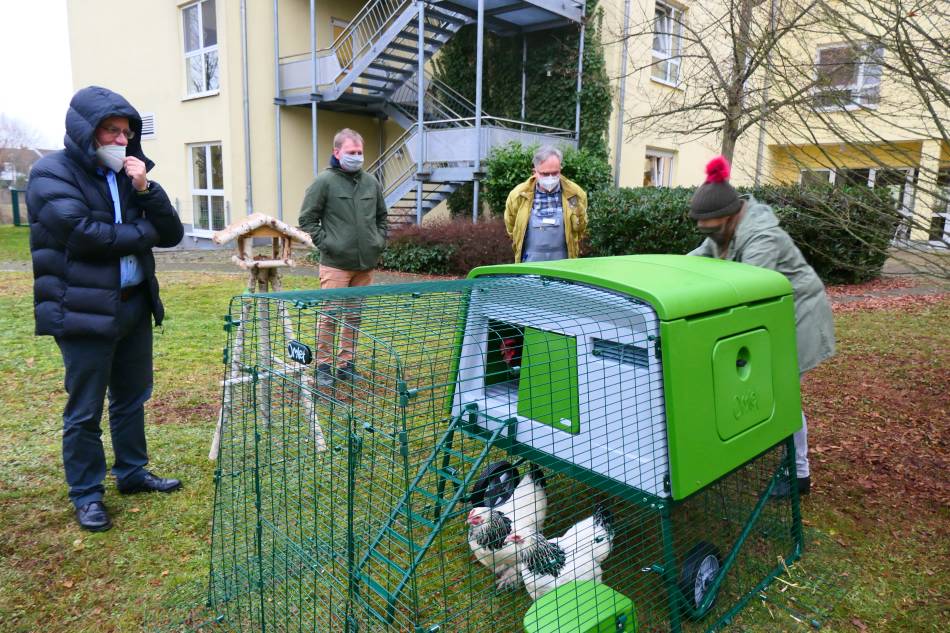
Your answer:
[354,408,513,624]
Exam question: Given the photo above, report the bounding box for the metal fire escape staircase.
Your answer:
[277,0,584,224]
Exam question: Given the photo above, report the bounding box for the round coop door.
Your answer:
[712,328,775,440]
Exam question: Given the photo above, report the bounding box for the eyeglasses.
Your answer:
[99,125,136,140]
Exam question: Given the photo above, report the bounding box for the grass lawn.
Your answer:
[0,266,946,632]
[0,225,31,262]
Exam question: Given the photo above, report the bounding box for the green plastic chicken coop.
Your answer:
[190,255,805,633]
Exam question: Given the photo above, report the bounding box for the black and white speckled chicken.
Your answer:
[507,504,614,600]
[466,464,547,590]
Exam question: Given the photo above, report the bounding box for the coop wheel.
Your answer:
[468,461,520,508]
[678,541,721,618]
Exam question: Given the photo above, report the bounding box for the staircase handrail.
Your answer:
[368,128,417,198]
[321,0,414,79]
[424,116,576,137]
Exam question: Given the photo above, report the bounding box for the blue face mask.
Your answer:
[339,153,364,172]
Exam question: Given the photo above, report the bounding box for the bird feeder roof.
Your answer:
[212,213,314,248]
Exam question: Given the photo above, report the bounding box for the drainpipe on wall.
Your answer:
[240,0,254,213]
[614,0,631,186]
[754,0,777,187]
[273,0,284,220]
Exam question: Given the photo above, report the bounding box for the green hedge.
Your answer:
[379,219,511,275]
[585,186,697,256]
[748,184,900,284]
[586,184,901,284]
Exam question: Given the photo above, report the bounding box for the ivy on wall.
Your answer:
[433,0,612,160]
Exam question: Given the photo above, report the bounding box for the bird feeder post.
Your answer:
[207,213,325,460]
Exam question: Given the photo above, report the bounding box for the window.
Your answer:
[800,166,917,240]
[644,151,674,187]
[651,2,683,85]
[182,0,219,95]
[930,168,950,244]
[190,143,225,232]
[813,43,883,110]
[799,169,833,187]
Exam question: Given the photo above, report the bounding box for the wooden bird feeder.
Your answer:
[207,213,324,461]
[212,212,314,270]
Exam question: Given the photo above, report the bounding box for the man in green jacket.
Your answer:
[299,128,388,387]
[687,156,835,496]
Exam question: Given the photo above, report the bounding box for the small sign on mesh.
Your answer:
[287,340,313,365]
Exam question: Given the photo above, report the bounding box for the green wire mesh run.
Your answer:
[196,276,803,633]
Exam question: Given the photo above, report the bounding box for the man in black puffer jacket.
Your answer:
[28,86,184,532]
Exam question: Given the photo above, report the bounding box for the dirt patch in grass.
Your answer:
[148,389,218,425]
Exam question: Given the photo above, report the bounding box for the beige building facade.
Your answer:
[67,0,948,245]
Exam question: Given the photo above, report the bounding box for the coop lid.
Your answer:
[469,255,792,321]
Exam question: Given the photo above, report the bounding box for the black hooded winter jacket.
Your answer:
[27,86,183,338]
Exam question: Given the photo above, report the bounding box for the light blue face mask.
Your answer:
[96,144,126,172]
[339,153,364,172]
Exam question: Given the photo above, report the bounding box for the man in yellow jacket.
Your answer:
[504,146,588,263]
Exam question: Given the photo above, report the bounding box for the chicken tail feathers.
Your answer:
[527,463,547,489]
[594,504,615,540]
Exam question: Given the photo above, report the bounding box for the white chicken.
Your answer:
[467,463,547,590]
[507,504,614,601]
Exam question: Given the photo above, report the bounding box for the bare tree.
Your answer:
[0,114,45,188]
[613,0,823,161]
[612,0,949,277]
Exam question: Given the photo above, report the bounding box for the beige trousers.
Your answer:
[316,265,373,367]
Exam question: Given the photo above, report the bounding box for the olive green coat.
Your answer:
[299,166,388,271]
[503,175,588,263]
[689,199,836,372]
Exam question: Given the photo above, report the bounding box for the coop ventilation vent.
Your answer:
[591,338,649,368]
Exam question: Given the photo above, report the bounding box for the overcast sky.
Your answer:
[0,0,73,148]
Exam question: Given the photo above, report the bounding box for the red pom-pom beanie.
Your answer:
[689,156,743,219]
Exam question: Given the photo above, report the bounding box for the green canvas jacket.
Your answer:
[689,199,836,373]
[299,165,388,271]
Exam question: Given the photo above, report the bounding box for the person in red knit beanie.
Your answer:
[688,156,836,496]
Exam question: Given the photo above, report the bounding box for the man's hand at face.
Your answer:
[124,156,148,192]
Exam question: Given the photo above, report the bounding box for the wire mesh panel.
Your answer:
[203,276,803,633]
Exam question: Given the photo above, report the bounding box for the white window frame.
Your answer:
[802,167,916,242]
[926,167,949,246]
[651,2,683,87]
[812,42,883,112]
[645,150,675,187]
[181,0,219,98]
[188,142,226,236]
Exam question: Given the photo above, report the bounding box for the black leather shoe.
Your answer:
[771,476,810,498]
[316,363,334,388]
[118,472,182,495]
[337,362,363,383]
[76,501,112,532]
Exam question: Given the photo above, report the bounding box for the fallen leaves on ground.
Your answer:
[804,297,950,538]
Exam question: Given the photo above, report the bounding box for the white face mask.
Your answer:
[96,144,126,172]
[339,153,364,172]
[537,175,560,192]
